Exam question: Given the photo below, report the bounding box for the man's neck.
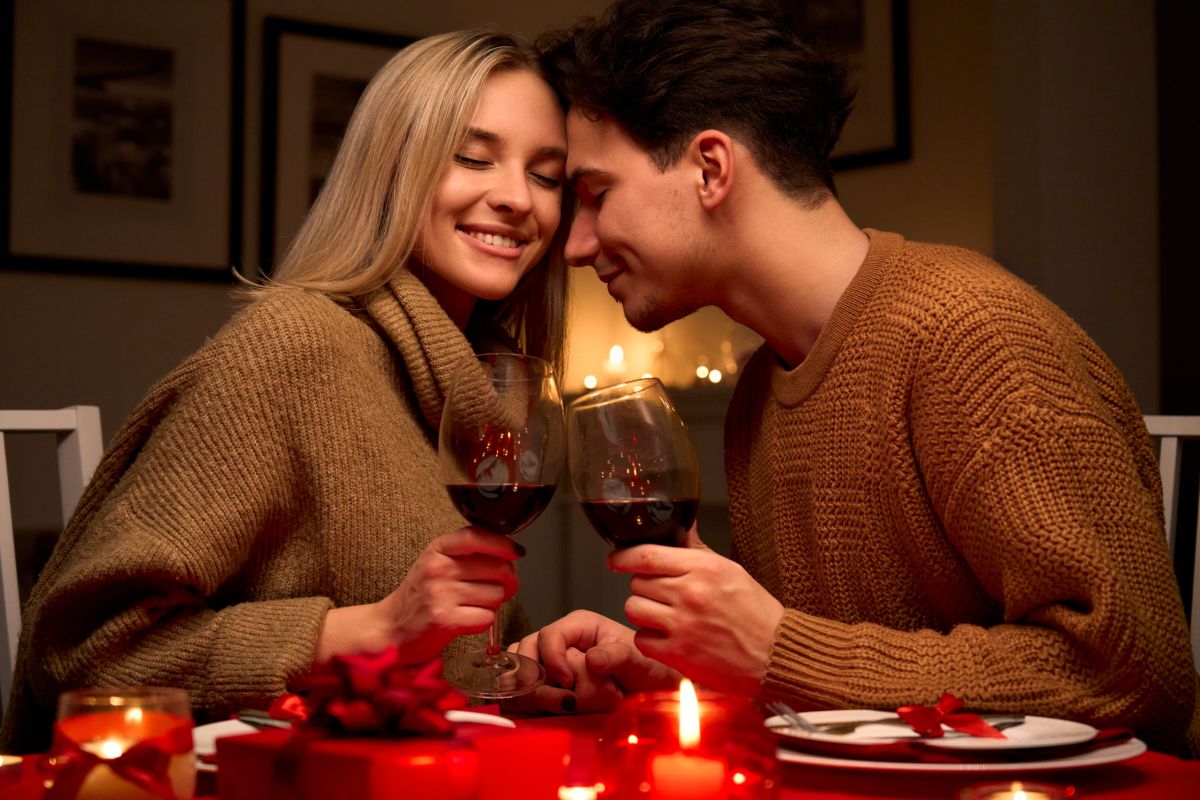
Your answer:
[717,191,869,369]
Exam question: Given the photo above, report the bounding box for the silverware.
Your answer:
[235,709,292,730]
[764,704,1026,737]
[764,701,824,734]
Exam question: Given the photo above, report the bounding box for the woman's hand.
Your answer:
[314,526,522,665]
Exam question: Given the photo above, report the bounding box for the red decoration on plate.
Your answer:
[897,693,1006,739]
[268,646,468,738]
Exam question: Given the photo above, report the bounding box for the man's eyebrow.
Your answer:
[465,127,566,160]
[568,167,608,189]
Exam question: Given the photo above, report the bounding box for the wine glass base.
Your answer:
[446,651,546,699]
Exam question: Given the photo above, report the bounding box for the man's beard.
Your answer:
[621,290,696,333]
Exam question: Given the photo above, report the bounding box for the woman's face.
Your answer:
[414,68,567,327]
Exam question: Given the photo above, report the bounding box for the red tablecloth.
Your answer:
[521,714,1200,800]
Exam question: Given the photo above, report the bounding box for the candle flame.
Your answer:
[124,706,143,725]
[97,738,125,759]
[678,678,701,748]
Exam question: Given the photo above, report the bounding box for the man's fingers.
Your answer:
[608,544,693,576]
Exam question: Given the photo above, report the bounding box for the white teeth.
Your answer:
[467,230,521,249]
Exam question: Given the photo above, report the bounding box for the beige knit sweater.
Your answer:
[0,270,525,753]
[726,230,1200,755]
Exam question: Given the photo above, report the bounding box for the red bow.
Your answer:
[268,646,467,737]
[45,721,193,799]
[896,692,1006,739]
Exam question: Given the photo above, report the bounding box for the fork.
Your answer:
[765,701,824,734]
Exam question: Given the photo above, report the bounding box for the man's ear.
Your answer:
[688,130,735,210]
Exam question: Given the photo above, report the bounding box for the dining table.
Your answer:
[3,711,1195,799]
[514,714,1200,800]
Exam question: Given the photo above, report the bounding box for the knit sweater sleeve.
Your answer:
[760,280,1196,753]
[22,294,344,730]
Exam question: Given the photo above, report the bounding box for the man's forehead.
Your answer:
[565,110,637,176]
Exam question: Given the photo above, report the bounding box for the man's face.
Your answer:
[565,111,707,332]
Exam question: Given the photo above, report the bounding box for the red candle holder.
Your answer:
[597,680,778,799]
[49,686,195,800]
[959,781,1076,800]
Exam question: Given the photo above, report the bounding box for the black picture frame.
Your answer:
[783,0,912,171]
[259,17,413,274]
[2,0,244,280]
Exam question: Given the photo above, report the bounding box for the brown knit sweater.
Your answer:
[726,230,1200,755]
[0,270,525,753]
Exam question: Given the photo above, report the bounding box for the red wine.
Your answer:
[580,497,699,548]
[446,483,556,536]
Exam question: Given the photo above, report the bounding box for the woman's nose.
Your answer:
[488,169,533,215]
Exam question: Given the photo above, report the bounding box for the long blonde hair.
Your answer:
[253,30,568,373]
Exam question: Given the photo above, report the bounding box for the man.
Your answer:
[516,0,1198,754]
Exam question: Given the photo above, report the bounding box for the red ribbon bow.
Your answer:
[896,692,1007,739]
[45,722,193,800]
[268,646,467,738]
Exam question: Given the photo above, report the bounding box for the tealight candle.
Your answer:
[648,680,727,800]
[959,780,1074,800]
[52,687,196,800]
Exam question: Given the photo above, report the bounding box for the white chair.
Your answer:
[1144,415,1200,666]
[0,406,103,711]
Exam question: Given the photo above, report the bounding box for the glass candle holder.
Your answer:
[598,680,778,799]
[959,781,1076,800]
[50,686,196,800]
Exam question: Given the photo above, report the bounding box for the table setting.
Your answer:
[3,372,1197,799]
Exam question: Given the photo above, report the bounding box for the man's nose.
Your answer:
[564,209,599,267]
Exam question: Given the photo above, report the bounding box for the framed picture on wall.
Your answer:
[2,0,244,279]
[781,0,911,170]
[259,18,413,273]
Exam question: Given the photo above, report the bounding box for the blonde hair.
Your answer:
[251,29,568,373]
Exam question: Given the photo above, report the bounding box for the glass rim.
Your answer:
[469,352,556,383]
[57,686,189,708]
[569,376,665,410]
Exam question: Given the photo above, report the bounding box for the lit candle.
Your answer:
[54,706,195,800]
[960,780,1070,800]
[649,679,727,800]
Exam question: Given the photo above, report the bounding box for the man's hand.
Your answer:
[609,527,784,696]
[508,610,680,713]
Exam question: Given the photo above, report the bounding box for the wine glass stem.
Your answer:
[483,618,503,664]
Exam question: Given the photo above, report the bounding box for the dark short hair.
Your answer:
[537,0,855,204]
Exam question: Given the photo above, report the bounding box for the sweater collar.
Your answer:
[770,228,904,407]
[358,269,478,431]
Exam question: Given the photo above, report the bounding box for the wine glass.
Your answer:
[439,352,564,698]
[568,377,700,548]
[52,686,195,800]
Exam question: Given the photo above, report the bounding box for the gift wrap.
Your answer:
[216,724,570,800]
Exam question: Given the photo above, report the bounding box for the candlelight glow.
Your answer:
[583,375,598,390]
[557,786,598,800]
[97,738,125,759]
[124,707,143,725]
[627,734,639,745]
[695,365,709,379]
[708,370,723,384]
[678,678,701,748]
[609,345,625,366]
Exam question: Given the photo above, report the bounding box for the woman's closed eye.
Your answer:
[529,171,562,189]
[454,154,490,169]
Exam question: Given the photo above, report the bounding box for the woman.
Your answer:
[1,30,569,752]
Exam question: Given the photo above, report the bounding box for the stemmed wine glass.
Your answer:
[439,352,564,698]
[567,377,700,548]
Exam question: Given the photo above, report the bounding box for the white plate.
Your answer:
[191,710,515,772]
[768,710,1097,750]
[776,737,1147,773]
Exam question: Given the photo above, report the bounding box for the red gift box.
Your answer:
[216,724,570,800]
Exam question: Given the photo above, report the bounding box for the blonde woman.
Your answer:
[1,30,569,752]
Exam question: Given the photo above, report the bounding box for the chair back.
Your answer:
[0,406,103,711]
[1144,415,1200,666]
